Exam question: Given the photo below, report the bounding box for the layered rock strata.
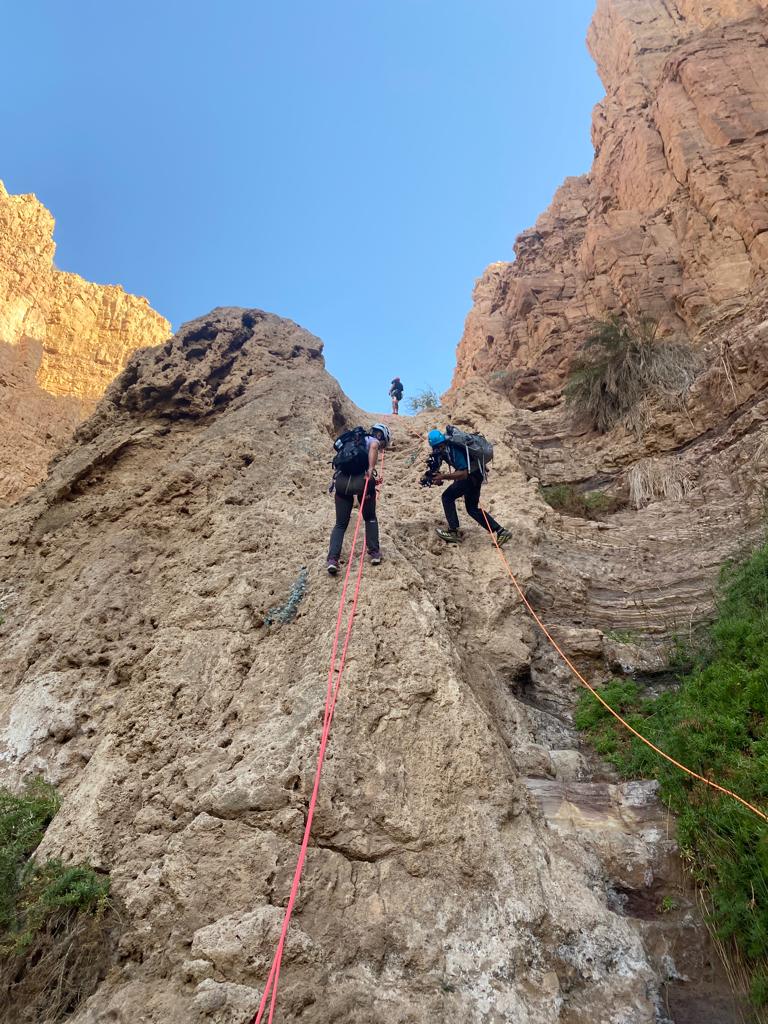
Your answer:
[0,308,743,1023]
[453,0,768,400]
[0,181,170,504]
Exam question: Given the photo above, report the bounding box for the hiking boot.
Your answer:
[495,529,513,548]
[326,557,339,576]
[436,528,462,544]
[369,550,382,565]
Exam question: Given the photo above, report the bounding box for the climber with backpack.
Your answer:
[326,422,391,575]
[389,377,404,415]
[425,426,512,546]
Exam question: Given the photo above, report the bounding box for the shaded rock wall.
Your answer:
[0,181,170,504]
[453,0,768,400]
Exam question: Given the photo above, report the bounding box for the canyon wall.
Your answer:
[3,2,768,1020]
[0,181,170,504]
[0,309,741,1024]
[453,0,768,401]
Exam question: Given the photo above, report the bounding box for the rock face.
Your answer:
[0,309,743,1024]
[0,181,170,505]
[453,0,768,399]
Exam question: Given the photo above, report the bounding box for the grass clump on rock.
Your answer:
[575,540,768,1006]
[541,483,625,520]
[0,779,115,1023]
[565,316,699,435]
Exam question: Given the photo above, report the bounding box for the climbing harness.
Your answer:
[252,474,375,1023]
[480,509,768,825]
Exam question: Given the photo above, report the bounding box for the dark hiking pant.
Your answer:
[442,472,502,534]
[328,475,380,559]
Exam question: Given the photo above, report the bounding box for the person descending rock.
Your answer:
[327,422,391,575]
[389,377,404,415]
[425,427,512,546]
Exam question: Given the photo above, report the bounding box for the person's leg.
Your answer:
[362,485,380,554]
[464,475,503,533]
[328,491,353,560]
[441,479,467,531]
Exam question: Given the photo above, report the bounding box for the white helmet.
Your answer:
[370,423,391,448]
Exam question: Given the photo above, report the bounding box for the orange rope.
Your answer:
[480,509,768,824]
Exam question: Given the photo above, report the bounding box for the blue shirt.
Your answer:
[445,443,468,471]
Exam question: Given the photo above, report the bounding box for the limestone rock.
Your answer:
[0,181,170,505]
[0,307,733,1022]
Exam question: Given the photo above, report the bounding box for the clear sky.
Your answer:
[2,1,602,414]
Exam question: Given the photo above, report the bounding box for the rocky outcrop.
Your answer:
[0,309,743,1023]
[453,0,768,399]
[0,181,170,504]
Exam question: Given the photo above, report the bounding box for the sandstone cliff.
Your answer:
[454,0,768,400]
[0,309,745,1023]
[0,181,170,505]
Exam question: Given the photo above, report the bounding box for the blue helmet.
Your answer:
[428,429,446,447]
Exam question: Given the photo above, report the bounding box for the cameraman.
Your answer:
[426,429,512,546]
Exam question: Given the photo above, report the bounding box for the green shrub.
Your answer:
[407,387,440,414]
[565,316,699,435]
[0,780,60,933]
[575,539,768,1004]
[0,780,115,1022]
[0,780,109,953]
[541,483,625,520]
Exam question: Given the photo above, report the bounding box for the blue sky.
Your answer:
[2,1,602,414]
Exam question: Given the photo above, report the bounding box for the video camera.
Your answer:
[420,451,444,488]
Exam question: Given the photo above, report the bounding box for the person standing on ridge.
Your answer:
[326,423,391,575]
[424,427,512,546]
[389,377,404,415]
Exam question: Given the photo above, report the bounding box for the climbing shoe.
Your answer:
[436,528,462,544]
[495,529,513,547]
[369,550,382,565]
[326,557,339,576]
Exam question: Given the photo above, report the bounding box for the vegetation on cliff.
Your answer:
[565,317,699,435]
[0,779,114,1022]
[540,483,625,520]
[576,540,768,1004]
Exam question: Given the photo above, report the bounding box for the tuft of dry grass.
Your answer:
[565,316,701,436]
[627,457,696,509]
[0,903,119,1024]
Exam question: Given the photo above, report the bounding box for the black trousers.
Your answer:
[328,475,380,559]
[442,472,502,533]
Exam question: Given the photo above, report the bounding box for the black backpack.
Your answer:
[392,382,404,399]
[445,425,494,479]
[332,427,369,475]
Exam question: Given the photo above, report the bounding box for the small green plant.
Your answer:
[407,387,440,414]
[604,629,641,645]
[575,538,768,1005]
[659,895,678,914]
[0,780,114,1021]
[0,779,60,933]
[540,483,625,521]
[0,780,110,950]
[565,316,699,436]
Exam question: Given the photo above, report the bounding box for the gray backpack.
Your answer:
[445,425,494,479]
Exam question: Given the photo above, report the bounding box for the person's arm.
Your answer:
[433,468,468,482]
[366,439,380,476]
